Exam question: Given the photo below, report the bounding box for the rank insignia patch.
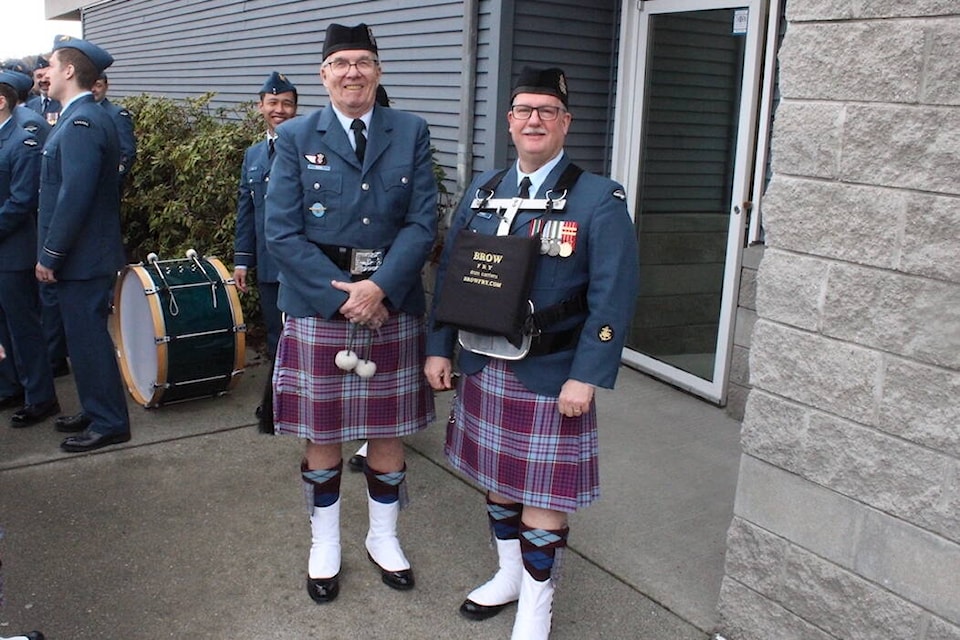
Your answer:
[598,325,615,342]
[612,189,626,201]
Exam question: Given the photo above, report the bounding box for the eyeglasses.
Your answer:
[323,57,379,76]
[509,104,566,121]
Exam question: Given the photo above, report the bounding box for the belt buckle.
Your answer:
[350,249,383,276]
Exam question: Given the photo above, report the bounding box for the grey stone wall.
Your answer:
[718,3,960,638]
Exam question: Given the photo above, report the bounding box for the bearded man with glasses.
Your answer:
[425,67,639,639]
[264,22,437,605]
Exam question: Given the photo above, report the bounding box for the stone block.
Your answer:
[856,508,960,625]
[841,105,960,196]
[734,456,863,566]
[901,193,960,282]
[802,412,956,540]
[779,23,922,102]
[724,517,787,597]
[785,0,853,21]
[740,391,808,473]
[782,545,926,639]
[922,20,960,105]
[927,616,960,640]
[726,383,749,422]
[761,177,904,268]
[734,308,758,348]
[878,357,960,458]
[822,263,960,369]
[754,249,828,332]
[858,2,960,19]
[769,101,843,178]
[750,321,882,424]
[717,577,836,640]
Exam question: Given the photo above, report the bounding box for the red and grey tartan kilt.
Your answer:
[272,312,435,443]
[446,358,600,513]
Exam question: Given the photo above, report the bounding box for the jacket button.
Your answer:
[313,182,320,190]
[401,176,409,184]
[362,217,371,225]
[361,183,370,191]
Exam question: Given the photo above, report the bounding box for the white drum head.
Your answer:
[118,268,162,404]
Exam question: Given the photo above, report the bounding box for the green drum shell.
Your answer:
[114,257,245,407]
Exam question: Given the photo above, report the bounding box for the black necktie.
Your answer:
[351,119,366,164]
[518,176,532,198]
[41,97,49,113]
[268,138,275,160]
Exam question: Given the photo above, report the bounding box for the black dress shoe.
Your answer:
[459,597,516,621]
[367,552,415,590]
[10,399,60,428]
[51,359,70,378]
[306,573,340,604]
[347,453,366,473]
[24,632,45,640]
[60,429,131,453]
[55,412,91,433]
[0,391,25,410]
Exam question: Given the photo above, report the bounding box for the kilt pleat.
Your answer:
[446,359,599,513]
[273,313,435,443]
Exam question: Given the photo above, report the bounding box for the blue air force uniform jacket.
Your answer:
[0,118,41,270]
[425,155,640,397]
[265,105,438,319]
[234,138,279,283]
[100,98,136,182]
[26,95,60,117]
[38,94,123,279]
[13,106,51,146]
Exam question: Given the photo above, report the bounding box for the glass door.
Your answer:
[613,0,770,404]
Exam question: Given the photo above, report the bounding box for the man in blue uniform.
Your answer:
[91,72,136,191]
[265,23,437,604]
[25,57,60,124]
[233,71,298,433]
[425,67,639,639]
[0,71,59,427]
[3,70,52,146]
[36,35,131,453]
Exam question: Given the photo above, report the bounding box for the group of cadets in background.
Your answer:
[0,41,136,453]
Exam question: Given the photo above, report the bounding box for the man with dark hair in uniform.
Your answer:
[91,72,136,191]
[36,35,131,453]
[425,67,639,639]
[233,71,298,433]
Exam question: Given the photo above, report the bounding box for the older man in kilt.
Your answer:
[264,23,437,604]
[425,67,639,639]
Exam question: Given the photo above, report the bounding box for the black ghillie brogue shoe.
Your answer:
[459,597,515,621]
[367,552,415,590]
[306,573,340,604]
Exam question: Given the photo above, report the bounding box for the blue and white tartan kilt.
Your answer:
[446,358,600,513]
[273,312,435,444]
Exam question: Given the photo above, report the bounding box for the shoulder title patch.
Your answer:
[72,119,90,127]
[598,325,615,342]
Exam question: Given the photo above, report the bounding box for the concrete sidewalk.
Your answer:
[0,353,740,639]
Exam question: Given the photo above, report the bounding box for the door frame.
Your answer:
[612,0,770,404]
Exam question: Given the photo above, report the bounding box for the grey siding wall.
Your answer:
[82,0,467,183]
[719,3,960,638]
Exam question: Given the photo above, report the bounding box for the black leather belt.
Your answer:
[528,325,582,357]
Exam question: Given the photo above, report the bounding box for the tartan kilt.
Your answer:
[446,358,600,513]
[273,312,435,443]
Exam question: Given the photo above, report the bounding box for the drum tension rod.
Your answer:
[186,248,218,309]
[147,252,180,317]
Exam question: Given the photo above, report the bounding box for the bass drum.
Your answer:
[113,253,245,407]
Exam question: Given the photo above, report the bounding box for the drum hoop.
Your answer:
[113,264,168,407]
[204,257,246,389]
